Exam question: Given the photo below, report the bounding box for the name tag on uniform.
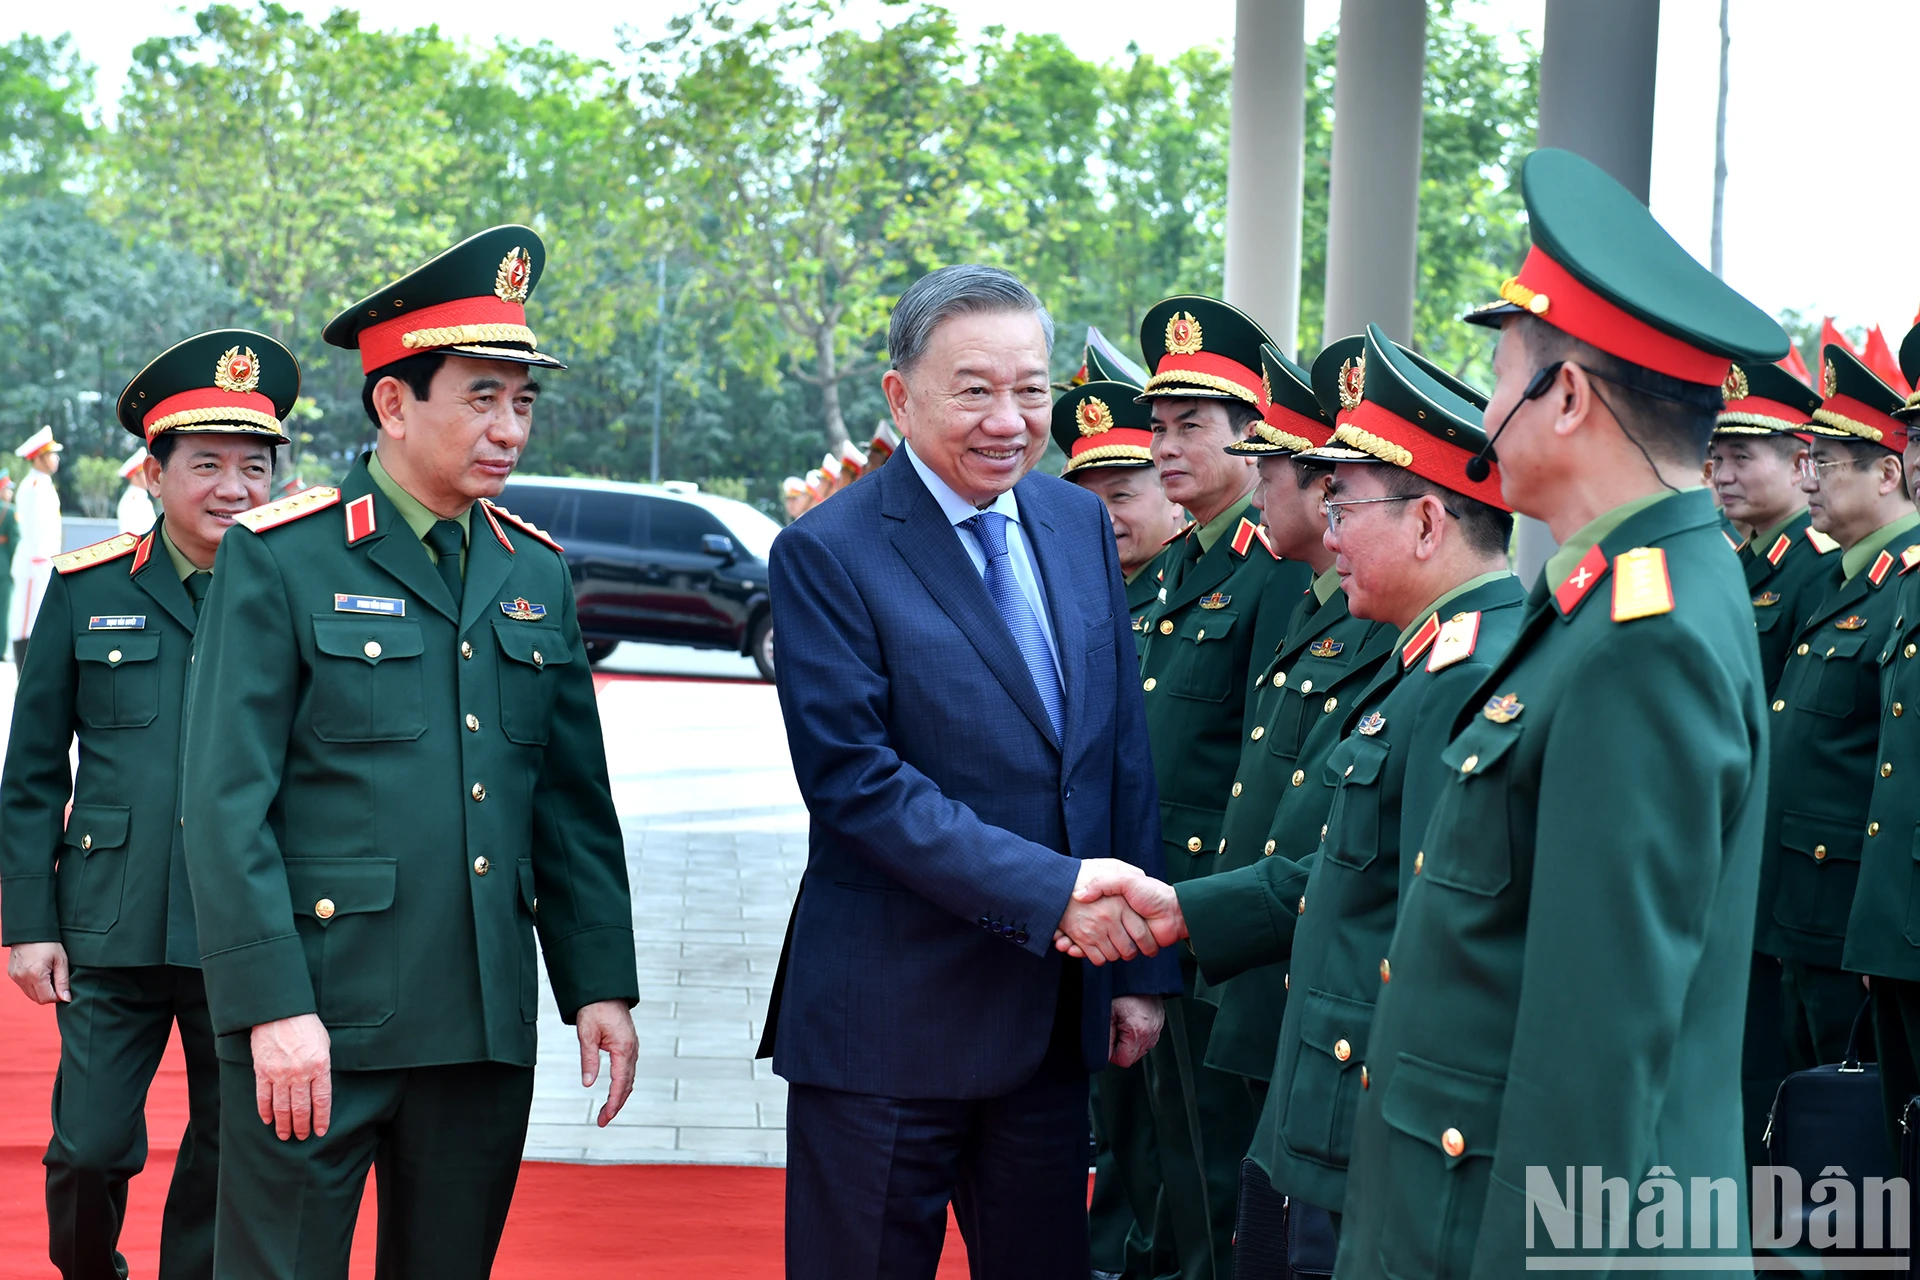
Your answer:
[334,594,406,616]
[88,615,145,630]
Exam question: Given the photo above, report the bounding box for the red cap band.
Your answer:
[1068,427,1154,465]
[141,387,279,440]
[1719,396,1813,430]
[1147,352,1263,402]
[357,295,530,373]
[1265,402,1332,449]
[1337,400,1511,510]
[1817,394,1908,452]
[1510,247,1731,386]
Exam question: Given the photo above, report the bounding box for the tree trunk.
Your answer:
[815,326,851,448]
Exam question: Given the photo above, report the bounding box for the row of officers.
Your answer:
[1058,147,1920,1278]
[0,226,640,1277]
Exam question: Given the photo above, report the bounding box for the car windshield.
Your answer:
[703,498,782,560]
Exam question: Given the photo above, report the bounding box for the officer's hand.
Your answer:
[1109,995,1165,1067]
[6,942,71,1005]
[250,1014,331,1141]
[1055,869,1185,960]
[1057,859,1160,966]
[576,1000,638,1127]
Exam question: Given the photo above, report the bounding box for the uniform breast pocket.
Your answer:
[74,633,162,729]
[1281,987,1374,1166]
[1423,722,1522,897]
[57,804,130,933]
[285,857,397,1028]
[1323,736,1389,870]
[1798,632,1870,718]
[309,618,426,743]
[1753,605,1786,635]
[493,622,572,745]
[1375,1054,1505,1280]
[1772,810,1864,939]
[1162,611,1238,703]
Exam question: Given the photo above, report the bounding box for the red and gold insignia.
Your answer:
[1253,525,1279,560]
[52,532,140,575]
[214,345,261,395]
[233,485,341,533]
[1766,533,1792,567]
[1752,591,1780,607]
[1722,366,1750,403]
[1311,636,1348,659]
[1611,546,1674,621]
[1165,311,1203,355]
[481,502,514,552]
[1870,550,1895,587]
[1230,517,1257,557]
[1161,522,1194,548]
[344,493,377,545]
[1807,528,1841,554]
[1427,611,1482,671]
[1199,592,1231,610]
[1553,544,1610,616]
[1835,615,1868,630]
[1902,545,1920,574]
[1823,358,1839,399]
[495,246,533,303]
[1482,692,1524,723]
[1357,711,1387,736]
[131,531,155,575]
[1723,529,1746,552]
[1076,397,1113,437]
[1400,612,1440,668]
[1260,365,1273,409]
[484,500,565,552]
[1337,356,1366,411]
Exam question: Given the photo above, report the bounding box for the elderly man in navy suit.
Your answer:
[765,264,1181,1278]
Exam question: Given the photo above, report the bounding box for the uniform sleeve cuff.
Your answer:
[199,935,316,1036]
[542,924,640,1024]
[1178,865,1305,986]
[0,875,60,945]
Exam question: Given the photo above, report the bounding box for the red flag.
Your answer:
[1778,342,1812,386]
[1864,324,1913,396]
[1821,316,1861,360]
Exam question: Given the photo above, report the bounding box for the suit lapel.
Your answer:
[1016,478,1079,751]
[130,524,196,634]
[459,515,517,635]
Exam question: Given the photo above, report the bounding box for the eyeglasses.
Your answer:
[1796,456,1867,482]
[1322,494,1458,530]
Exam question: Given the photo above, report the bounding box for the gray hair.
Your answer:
[887,264,1054,375]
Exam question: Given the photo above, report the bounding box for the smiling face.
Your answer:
[881,309,1051,507]
[147,434,274,569]
[1322,463,1453,626]
[1074,465,1185,577]
[373,355,539,517]
[1706,435,1805,531]
[1149,397,1254,524]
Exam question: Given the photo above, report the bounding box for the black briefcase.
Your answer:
[1284,1199,1336,1278]
[1764,999,1894,1245]
[1231,1158,1288,1280]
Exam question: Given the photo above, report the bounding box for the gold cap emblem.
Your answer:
[1722,365,1749,403]
[214,345,261,395]
[1076,396,1114,437]
[1823,358,1839,399]
[495,246,533,303]
[1338,355,1366,411]
[1165,311,1203,356]
[1260,365,1273,409]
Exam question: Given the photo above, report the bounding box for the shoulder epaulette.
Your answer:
[52,533,139,575]
[1869,549,1896,588]
[1427,611,1483,671]
[483,499,564,553]
[1161,522,1195,549]
[1229,517,1258,558]
[235,485,340,533]
[1807,527,1841,555]
[1900,544,1920,575]
[1611,546,1674,621]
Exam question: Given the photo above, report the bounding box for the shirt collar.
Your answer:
[1751,508,1808,557]
[1192,493,1253,554]
[1311,564,1342,607]
[156,521,202,581]
[369,449,470,546]
[1842,509,1920,583]
[905,442,1022,528]
[1541,488,1691,591]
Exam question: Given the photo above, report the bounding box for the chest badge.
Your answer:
[334,594,405,617]
[1751,591,1780,607]
[1835,615,1868,630]
[1309,637,1344,658]
[500,597,548,621]
[1482,692,1524,724]
[1356,711,1386,736]
[1199,592,1231,610]
[1132,615,1147,633]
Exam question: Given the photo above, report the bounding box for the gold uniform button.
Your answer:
[1231,782,1243,797]
[1797,643,1810,656]
[1284,972,1289,990]
[473,856,490,876]
[1884,763,1895,778]
[1273,671,1287,688]
[461,640,474,659]
[466,714,480,732]
[1461,754,1479,774]
[315,898,335,920]
[1379,958,1392,983]
[1187,836,1203,853]
[533,649,545,668]
[1251,726,1265,741]
[1195,629,1205,641]
[1442,1127,1465,1158]
[1360,1064,1370,1090]
[1895,702,1905,717]
[1814,844,1828,861]
[1870,822,1881,836]
[1771,700,1785,713]
[1299,679,1314,695]
[1333,1038,1352,1062]
[364,640,382,659]
[1291,769,1305,787]
[1217,838,1227,855]
[1324,696,1338,713]
[1908,644,1917,659]
[1143,678,1157,691]
[1414,850,1424,875]
[1159,620,1174,635]
[81,834,92,851]
[472,782,487,801]
[1320,824,1328,839]
[1264,839,1276,857]
[107,649,122,664]
[1344,764,1354,777]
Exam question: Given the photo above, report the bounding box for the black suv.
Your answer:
[496,476,779,680]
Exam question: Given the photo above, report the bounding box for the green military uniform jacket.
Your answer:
[1138,497,1309,887]
[1843,558,1920,980]
[181,455,638,1072]
[1240,573,1525,1213]
[0,522,203,968]
[1754,512,1920,969]
[0,497,17,627]
[1741,510,1839,693]
[1338,489,1766,1278]
[1183,573,1395,1079]
[1126,561,1162,660]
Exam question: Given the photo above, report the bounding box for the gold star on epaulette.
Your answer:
[235,485,342,533]
[52,533,140,575]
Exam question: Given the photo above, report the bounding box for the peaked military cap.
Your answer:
[1138,296,1272,405]
[324,225,565,375]
[1308,335,1489,418]
[1810,345,1907,451]
[116,329,296,444]
[1467,148,1787,385]
[1898,324,1920,418]
[1076,326,1149,387]
[1226,344,1332,456]
[1054,381,1154,473]
[16,426,60,458]
[1300,324,1509,510]
[1714,361,1820,436]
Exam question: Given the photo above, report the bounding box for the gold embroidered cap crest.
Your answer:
[1165,311,1203,356]
[1260,365,1273,409]
[495,246,533,303]
[1076,397,1114,437]
[1337,355,1366,411]
[1823,358,1839,399]
[214,345,261,395]
[1722,366,1749,403]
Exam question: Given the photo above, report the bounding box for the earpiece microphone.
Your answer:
[1464,362,1563,484]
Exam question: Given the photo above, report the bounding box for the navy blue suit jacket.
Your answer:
[763,453,1180,1099]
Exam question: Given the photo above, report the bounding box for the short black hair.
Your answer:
[1223,400,1262,435]
[1291,457,1333,489]
[151,433,277,472]
[361,352,446,430]
[1516,316,1721,465]
[1374,465,1515,559]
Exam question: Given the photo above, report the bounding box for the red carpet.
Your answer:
[0,995,981,1277]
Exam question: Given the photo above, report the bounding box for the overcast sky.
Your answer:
[15,0,1917,344]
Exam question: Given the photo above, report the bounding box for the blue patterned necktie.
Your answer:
[963,511,1064,741]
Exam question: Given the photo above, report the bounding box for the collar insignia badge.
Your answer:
[1309,637,1344,658]
[1482,692,1524,723]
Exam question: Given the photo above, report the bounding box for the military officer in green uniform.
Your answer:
[1748,348,1917,1122]
[1133,295,1309,1278]
[180,227,640,1278]
[1,329,294,1279]
[1335,148,1786,1276]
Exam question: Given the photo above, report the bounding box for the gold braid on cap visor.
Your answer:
[1810,408,1885,443]
[402,323,539,350]
[143,405,284,438]
[1714,412,1804,434]
[1253,422,1314,452]
[1331,423,1415,468]
[1142,369,1260,404]
[1064,443,1154,472]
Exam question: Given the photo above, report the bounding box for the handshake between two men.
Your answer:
[1055,859,1192,1067]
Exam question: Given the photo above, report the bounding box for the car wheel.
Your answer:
[749,614,775,683]
[582,638,616,666]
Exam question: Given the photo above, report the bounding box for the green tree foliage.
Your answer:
[0,35,94,198]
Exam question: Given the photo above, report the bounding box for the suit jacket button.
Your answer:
[1250,726,1265,741]
[1143,677,1157,691]
[1231,782,1242,797]
[363,640,382,659]
[533,649,544,668]
[1264,840,1275,856]
[473,856,491,876]
[1291,770,1305,787]
[107,649,122,664]
[1379,958,1392,983]
[1015,930,1029,944]
[980,916,990,927]
[1297,896,1306,915]
[315,898,335,920]
[1159,620,1173,635]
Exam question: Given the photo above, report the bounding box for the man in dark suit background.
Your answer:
[765,264,1181,1278]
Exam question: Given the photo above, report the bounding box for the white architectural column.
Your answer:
[1223,0,1308,353]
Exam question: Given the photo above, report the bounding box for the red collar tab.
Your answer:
[1252,525,1279,560]
[130,531,155,576]
[484,500,564,553]
[1553,543,1611,617]
[1722,529,1745,553]
[1766,533,1792,567]
[1499,246,1731,386]
[1230,518,1257,557]
[344,494,378,545]
[1870,549,1896,588]
[1401,612,1442,668]
[481,503,514,553]
[1161,522,1194,548]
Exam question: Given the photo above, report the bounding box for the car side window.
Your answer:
[499,485,563,532]
[645,497,727,554]
[573,492,638,545]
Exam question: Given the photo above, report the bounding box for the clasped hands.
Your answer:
[1053,858,1187,965]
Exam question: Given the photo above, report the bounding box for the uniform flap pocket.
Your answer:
[1816,633,1870,661]
[492,621,572,669]
[74,633,160,665]
[1441,720,1521,781]
[1380,1054,1504,1162]
[311,618,424,665]
[1295,987,1374,1067]
[1325,736,1389,788]
[1754,608,1785,633]
[1160,800,1223,853]
[63,804,130,852]
[1779,810,1864,864]
[285,857,398,920]
[1178,611,1237,642]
